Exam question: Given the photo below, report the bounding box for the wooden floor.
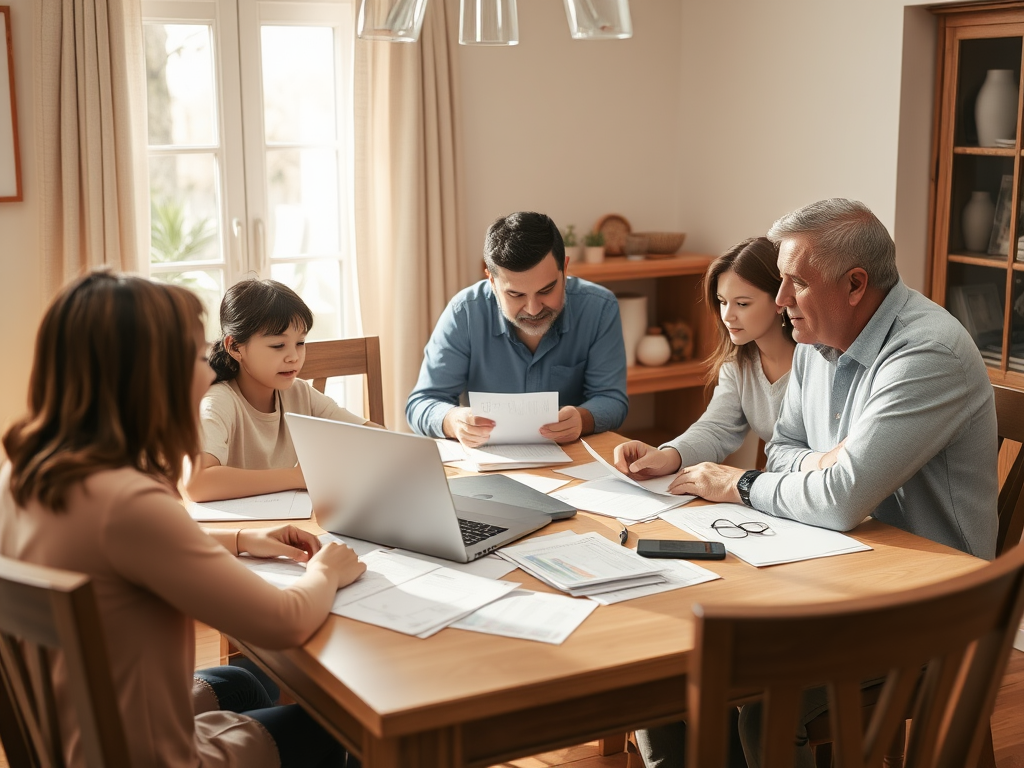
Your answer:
[2,631,1022,768]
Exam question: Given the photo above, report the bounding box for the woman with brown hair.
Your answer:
[0,272,365,768]
[613,236,796,493]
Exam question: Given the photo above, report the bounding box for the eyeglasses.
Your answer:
[711,519,775,539]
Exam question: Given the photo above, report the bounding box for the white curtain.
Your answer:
[38,0,149,296]
[353,0,466,431]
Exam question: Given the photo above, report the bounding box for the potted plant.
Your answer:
[583,230,605,264]
[562,224,582,263]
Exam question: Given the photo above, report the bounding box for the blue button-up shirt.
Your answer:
[752,280,997,558]
[406,276,628,437]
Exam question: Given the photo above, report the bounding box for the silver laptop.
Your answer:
[285,414,552,563]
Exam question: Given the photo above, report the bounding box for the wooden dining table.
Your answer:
[224,432,987,768]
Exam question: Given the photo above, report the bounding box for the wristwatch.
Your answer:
[736,469,763,508]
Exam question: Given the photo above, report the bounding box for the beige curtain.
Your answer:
[38,0,149,297]
[353,0,466,431]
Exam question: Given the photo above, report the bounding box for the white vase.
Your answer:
[584,246,605,264]
[976,69,1019,147]
[636,328,671,366]
[963,190,996,252]
[616,294,647,367]
[563,245,582,264]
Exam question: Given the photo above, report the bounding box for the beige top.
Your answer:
[0,464,339,768]
[201,379,364,468]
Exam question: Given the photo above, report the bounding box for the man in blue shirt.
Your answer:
[406,211,628,447]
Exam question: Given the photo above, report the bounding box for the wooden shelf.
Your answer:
[948,252,1010,268]
[952,146,1018,156]
[626,360,706,395]
[568,253,713,282]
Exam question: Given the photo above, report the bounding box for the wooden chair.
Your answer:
[687,544,1024,768]
[0,555,131,768]
[299,336,385,428]
[994,383,1024,557]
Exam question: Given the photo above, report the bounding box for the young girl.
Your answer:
[0,272,365,768]
[187,279,368,502]
[613,236,797,491]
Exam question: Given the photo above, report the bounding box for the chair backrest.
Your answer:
[299,337,385,428]
[687,544,1024,768]
[0,555,130,768]
[995,383,1024,555]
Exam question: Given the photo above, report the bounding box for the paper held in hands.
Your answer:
[582,439,695,501]
[660,503,871,567]
[469,391,559,444]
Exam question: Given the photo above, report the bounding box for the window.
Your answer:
[142,0,356,344]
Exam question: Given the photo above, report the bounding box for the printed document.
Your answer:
[588,557,721,604]
[553,478,692,524]
[458,442,573,472]
[469,391,559,445]
[434,439,467,464]
[331,550,520,637]
[499,531,667,596]
[187,491,312,522]
[583,440,693,500]
[451,589,598,644]
[661,503,871,567]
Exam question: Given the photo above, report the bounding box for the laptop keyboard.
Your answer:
[458,518,509,546]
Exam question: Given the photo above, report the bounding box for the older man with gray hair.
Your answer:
[669,198,998,768]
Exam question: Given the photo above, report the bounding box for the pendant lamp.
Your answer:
[563,0,632,40]
[357,0,430,42]
[460,0,519,46]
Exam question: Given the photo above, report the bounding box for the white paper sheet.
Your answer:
[451,589,598,644]
[187,491,312,522]
[501,472,571,494]
[332,560,520,637]
[469,391,559,445]
[582,440,693,500]
[390,549,519,579]
[499,531,666,593]
[554,462,611,481]
[552,478,692,523]
[435,439,467,464]
[460,442,573,471]
[660,503,872,567]
[588,557,722,604]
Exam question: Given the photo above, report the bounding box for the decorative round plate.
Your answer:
[595,213,632,256]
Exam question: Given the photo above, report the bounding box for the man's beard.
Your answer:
[507,306,561,337]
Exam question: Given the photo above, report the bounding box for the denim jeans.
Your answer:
[194,666,358,768]
[635,707,748,768]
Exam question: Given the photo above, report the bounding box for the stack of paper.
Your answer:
[187,490,312,522]
[498,531,668,596]
[459,442,574,471]
[661,503,871,567]
[450,589,598,644]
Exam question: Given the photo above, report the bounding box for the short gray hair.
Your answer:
[767,198,899,290]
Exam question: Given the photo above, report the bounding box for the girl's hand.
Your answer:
[307,542,366,590]
[613,441,682,479]
[238,525,321,562]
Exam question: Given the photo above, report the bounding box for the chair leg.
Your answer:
[882,721,907,768]
[813,742,832,768]
[975,725,997,768]
[598,732,628,755]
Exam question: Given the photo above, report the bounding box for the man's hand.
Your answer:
[539,406,583,444]
[442,406,495,448]
[613,441,682,479]
[237,525,321,562]
[667,462,745,503]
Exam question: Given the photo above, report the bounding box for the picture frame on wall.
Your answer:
[0,5,21,203]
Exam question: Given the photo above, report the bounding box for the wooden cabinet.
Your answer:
[569,253,715,445]
[930,5,1024,388]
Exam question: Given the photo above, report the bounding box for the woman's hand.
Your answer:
[613,441,682,479]
[237,525,321,563]
[307,542,367,590]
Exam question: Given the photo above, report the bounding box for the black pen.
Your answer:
[619,525,629,546]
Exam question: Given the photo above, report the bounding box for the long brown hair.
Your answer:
[703,237,791,388]
[3,272,206,510]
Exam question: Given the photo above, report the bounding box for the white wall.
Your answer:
[0,0,43,443]
[457,0,947,292]
[457,0,684,272]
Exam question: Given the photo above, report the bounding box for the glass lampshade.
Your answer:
[460,0,519,46]
[357,0,429,42]
[563,0,632,40]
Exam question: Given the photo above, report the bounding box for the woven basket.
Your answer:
[634,231,686,256]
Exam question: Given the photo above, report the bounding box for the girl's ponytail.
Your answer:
[209,338,239,382]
